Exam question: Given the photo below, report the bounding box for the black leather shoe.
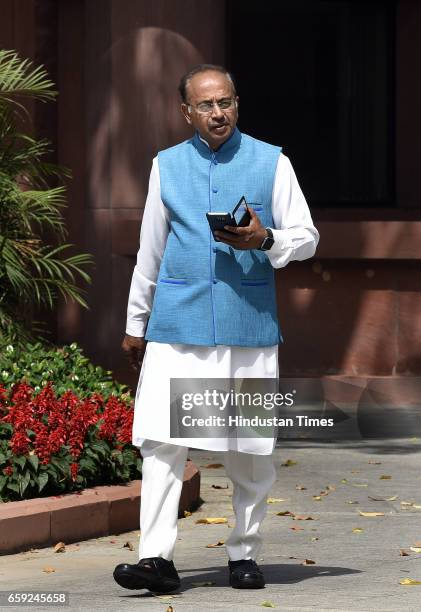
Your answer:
[113,557,181,593]
[228,559,265,589]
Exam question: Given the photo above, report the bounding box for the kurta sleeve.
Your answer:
[125,157,170,337]
[266,153,319,269]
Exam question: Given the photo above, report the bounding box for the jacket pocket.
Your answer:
[159,278,188,285]
[247,202,264,213]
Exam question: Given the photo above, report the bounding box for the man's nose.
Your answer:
[211,102,224,119]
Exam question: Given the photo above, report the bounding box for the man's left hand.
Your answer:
[214,207,267,250]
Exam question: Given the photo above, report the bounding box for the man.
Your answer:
[113,64,319,593]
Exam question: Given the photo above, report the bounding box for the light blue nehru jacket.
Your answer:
[145,127,283,347]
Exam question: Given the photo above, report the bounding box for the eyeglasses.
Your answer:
[187,98,237,115]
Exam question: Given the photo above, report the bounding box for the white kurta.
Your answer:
[126,146,319,455]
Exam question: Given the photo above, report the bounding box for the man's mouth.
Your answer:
[211,124,229,132]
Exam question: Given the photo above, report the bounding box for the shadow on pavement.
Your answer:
[115,562,361,596]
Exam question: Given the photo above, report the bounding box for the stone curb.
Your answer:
[0,460,200,555]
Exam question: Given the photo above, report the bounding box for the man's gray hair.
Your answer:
[178,64,236,103]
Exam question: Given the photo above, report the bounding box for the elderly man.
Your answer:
[113,64,319,593]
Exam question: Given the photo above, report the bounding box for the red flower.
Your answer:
[9,431,31,455]
[3,466,13,476]
[70,462,79,481]
[0,384,7,408]
[1,380,135,479]
[98,396,134,444]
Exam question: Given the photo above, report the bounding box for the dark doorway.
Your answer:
[226,0,396,207]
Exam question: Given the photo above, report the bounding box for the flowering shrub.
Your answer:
[0,382,141,502]
[0,342,129,401]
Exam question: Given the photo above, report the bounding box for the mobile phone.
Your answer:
[206,212,236,241]
[206,196,251,242]
[232,196,251,227]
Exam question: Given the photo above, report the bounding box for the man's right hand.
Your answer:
[122,334,147,373]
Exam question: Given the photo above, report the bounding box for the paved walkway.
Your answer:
[1,439,421,611]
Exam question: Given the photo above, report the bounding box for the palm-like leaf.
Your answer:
[0,50,93,346]
[0,50,57,115]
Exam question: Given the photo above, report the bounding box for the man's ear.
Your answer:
[181,103,192,125]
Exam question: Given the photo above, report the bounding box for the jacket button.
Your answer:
[212,187,218,193]
[212,247,217,253]
[213,279,218,284]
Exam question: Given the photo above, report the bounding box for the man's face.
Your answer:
[181,71,239,151]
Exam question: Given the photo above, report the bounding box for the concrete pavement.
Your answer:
[1,439,421,611]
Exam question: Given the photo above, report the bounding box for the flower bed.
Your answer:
[0,343,141,503]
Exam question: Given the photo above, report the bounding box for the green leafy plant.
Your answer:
[0,381,141,502]
[0,49,93,345]
[0,341,130,401]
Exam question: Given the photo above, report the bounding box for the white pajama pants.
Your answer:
[139,439,277,562]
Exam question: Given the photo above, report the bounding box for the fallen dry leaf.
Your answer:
[281,459,297,467]
[399,578,421,585]
[195,517,227,525]
[267,497,287,503]
[295,484,307,490]
[166,606,174,612]
[346,500,359,504]
[109,540,116,544]
[369,495,397,502]
[261,602,276,608]
[410,547,421,553]
[400,549,410,556]
[184,510,192,517]
[123,541,134,551]
[202,463,224,468]
[212,484,229,489]
[351,470,360,474]
[341,478,348,484]
[352,528,364,533]
[312,496,322,501]
[311,537,319,541]
[351,483,368,488]
[277,510,316,521]
[368,460,382,464]
[206,540,225,548]
[293,514,316,521]
[290,526,304,531]
[42,566,55,573]
[190,581,216,587]
[380,475,391,480]
[301,559,315,565]
[401,501,414,506]
[53,542,65,553]
[358,511,385,517]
